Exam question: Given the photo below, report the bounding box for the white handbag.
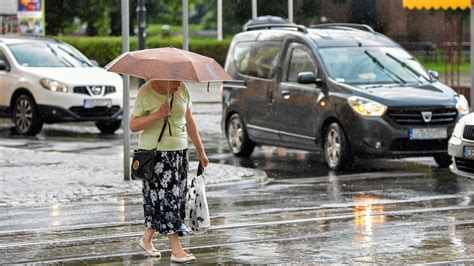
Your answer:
[187,164,211,232]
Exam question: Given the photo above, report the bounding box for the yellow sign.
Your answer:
[403,0,471,10]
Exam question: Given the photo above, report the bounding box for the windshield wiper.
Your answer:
[363,50,406,84]
[47,44,74,67]
[385,52,431,83]
[56,46,92,67]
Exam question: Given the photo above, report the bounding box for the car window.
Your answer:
[318,46,430,85]
[233,43,252,75]
[0,49,10,68]
[287,47,316,83]
[252,44,281,79]
[7,42,93,68]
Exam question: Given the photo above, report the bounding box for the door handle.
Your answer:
[282,90,290,100]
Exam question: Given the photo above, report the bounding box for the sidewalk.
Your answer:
[0,144,267,208]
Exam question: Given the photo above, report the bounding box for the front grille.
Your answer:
[73,86,116,96]
[73,86,89,95]
[455,157,474,173]
[462,125,474,141]
[104,86,116,95]
[69,106,120,118]
[387,107,457,126]
[388,139,447,152]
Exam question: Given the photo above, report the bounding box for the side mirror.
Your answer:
[428,70,439,81]
[297,71,323,87]
[0,60,9,71]
[90,60,100,67]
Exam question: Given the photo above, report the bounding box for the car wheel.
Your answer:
[324,123,354,170]
[96,120,122,134]
[433,154,452,168]
[226,113,255,157]
[12,94,43,136]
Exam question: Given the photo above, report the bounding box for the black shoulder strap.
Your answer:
[157,94,174,144]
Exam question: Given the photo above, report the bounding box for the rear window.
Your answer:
[233,43,252,75]
[233,41,282,79]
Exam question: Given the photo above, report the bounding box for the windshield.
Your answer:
[318,46,431,85]
[8,42,93,67]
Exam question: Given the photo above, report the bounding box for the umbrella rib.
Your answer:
[104,52,130,71]
[176,49,200,82]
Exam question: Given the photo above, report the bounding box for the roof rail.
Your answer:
[245,24,308,33]
[310,23,375,34]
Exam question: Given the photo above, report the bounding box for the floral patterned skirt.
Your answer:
[142,149,190,236]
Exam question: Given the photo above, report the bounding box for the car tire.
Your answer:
[12,94,43,136]
[433,154,452,168]
[96,120,122,135]
[324,123,354,170]
[226,113,255,157]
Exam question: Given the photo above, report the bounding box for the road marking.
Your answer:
[273,171,425,184]
[1,205,473,250]
[0,193,471,237]
[14,218,474,264]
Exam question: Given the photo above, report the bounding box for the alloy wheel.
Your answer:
[325,127,342,168]
[228,117,243,153]
[14,98,33,134]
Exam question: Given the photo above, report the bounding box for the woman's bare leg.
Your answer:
[168,233,189,258]
[142,228,156,250]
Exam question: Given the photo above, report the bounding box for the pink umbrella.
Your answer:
[105,47,232,82]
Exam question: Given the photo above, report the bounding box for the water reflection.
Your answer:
[119,197,126,222]
[50,198,62,227]
[352,196,385,248]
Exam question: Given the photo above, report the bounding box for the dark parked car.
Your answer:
[222,23,469,170]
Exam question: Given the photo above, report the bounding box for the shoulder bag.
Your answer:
[131,94,174,180]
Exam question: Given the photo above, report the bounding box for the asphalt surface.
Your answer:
[1,97,474,264]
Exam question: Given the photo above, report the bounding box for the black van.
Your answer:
[222,23,469,170]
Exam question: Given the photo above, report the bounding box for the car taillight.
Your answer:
[220,82,224,98]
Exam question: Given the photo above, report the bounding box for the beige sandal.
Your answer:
[139,238,161,257]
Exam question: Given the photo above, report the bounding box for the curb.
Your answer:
[206,168,269,191]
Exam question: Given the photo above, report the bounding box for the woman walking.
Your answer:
[130,80,208,263]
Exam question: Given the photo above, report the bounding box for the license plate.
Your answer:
[464,146,474,158]
[83,99,111,109]
[408,128,447,140]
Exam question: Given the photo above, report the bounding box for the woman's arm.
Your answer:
[130,102,170,132]
[186,108,209,167]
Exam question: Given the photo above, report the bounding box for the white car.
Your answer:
[0,36,123,135]
[448,112,474,178]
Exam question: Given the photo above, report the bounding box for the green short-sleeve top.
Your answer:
[132,81,192,151]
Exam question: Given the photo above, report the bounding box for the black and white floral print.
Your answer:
[142,149,190,236]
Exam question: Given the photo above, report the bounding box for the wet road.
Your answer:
[1,103,474,264]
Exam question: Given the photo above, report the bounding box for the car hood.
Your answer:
[24,67,123,87]
[355,82,458,106]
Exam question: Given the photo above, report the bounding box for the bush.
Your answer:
[58,36,232,67]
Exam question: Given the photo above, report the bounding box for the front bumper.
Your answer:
[344,111,455,158]
[37,104,122,123]
[448,136,474,178]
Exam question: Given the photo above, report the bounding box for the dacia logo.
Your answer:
[421,111,432,123]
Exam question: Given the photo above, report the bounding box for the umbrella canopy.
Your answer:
[243,15,290,31]
[105,47,232,82]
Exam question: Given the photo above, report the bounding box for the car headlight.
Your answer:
[456,94,469,114]
[40,78,69,93]
[348,96,387,116]
[452,122,464,138]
